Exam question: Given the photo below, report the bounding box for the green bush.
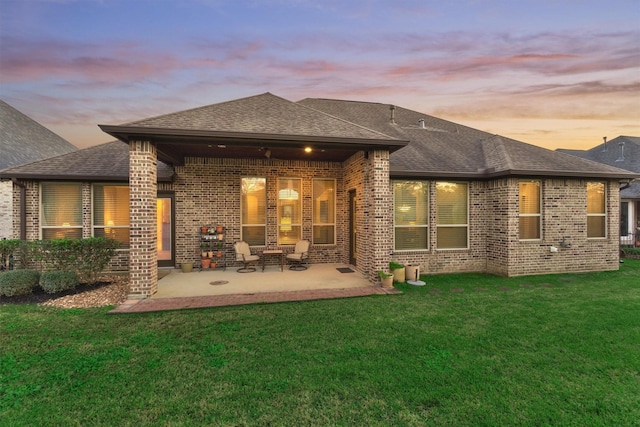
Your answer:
[39,270,80,294]
[33,238,119,283]
[389,261,404,271]
[0,269,40,297]
[0,239,21,270]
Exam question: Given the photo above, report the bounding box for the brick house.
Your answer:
[1,93,637,297]
[558,136,640,247]
[0,100,77,239]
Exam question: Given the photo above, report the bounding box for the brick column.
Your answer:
[367,150,393,283]
[129,141,158,297]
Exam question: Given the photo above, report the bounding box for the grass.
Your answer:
[2,260,640,426]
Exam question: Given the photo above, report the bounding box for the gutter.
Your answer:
[11,178,26,240]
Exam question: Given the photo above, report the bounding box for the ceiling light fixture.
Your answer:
[304,147,312,153]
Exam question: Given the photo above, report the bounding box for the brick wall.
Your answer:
[172,156,348,271]
[0,181,12,239]
[390,177,621,277]
[128,141,158,296]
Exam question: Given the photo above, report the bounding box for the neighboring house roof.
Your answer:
[556,136,640,173]
[298,98,638,180]
[557,135,640,198]
[0,99,77,170]
[0,140,174,182]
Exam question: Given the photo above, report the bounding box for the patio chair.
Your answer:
[233,241,260,273]
[286,239,310,271]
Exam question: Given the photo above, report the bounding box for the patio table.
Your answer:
[262,250,284,272]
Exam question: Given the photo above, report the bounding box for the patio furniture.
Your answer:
[262,249,284,272]
[233,241,260,273]
[286,240,310,271]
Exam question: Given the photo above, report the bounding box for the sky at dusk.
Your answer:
[1,0,639,151]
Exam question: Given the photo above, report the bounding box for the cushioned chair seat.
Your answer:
[286,240,310,271]
[234,241,260,273]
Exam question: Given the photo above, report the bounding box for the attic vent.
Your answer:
[602,136,607,152]
[616,141,625,162]
[418,118,426,129]
[390,105,396,124]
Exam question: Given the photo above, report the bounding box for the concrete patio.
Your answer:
[154,263,373,298]
[109,263,400,314]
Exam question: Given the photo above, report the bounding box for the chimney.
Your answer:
[389,105,396,124]
[616,141,625,162]
[602,136,607,152]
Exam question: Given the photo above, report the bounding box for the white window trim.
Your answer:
[240,177,267,246]
[91,183,130,250]
[312,178,336,246]
[277,177,302,246]
[393,180,429,252]
[587,181,607,239]
[519,180,542,241]
[435,181,469,250]
[39,182,83,240]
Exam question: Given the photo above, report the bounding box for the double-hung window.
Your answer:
[519,180,541,240]
[394,181,429,250]
[241,177,266,246]
[278,178,302,245]
[41,182,82,240]
[313,179,335,245]
[93,184,130,248]
[587,182,606,238]
[436,182,468,249]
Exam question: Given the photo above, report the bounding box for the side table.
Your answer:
[262,250,284,272]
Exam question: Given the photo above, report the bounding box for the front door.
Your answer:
[349,190,357,266]
[157,193,174,267]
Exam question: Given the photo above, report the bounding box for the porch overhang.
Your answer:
[99,124,409,165]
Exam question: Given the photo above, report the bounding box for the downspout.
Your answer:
[620,179,632,191]
[11,178,27,240]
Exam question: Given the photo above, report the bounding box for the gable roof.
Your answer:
[0,140,174,182]
[100,93,408,164]
[298,98,638,180]
[0,100,77,170]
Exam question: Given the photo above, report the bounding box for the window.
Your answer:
[621,201,629,237]
[93,184,130,248]
[394,181,429,250]
[587,182,606,238]
[519,180,541,240]
[241,177,266,246]
[278,178,302,245]
[436,182,468,249]
[41,182,82,240]
[313,179,335,244]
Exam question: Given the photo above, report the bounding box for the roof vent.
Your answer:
[602,136,607,152]
[418,118,426,129]
[616,141,625,162]
[389,105,396,124]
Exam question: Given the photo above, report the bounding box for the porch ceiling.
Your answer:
[99,125,409,165]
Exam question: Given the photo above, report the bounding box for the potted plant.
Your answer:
[201,257,211,269]
[377,270,394,288]
[181,262,194,273]
[216,241,223,257]
[201,226,208,234]
[389,261,405,283]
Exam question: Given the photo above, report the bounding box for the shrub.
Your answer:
[34,237,119,283]
[0,269,40,297]
[0,239,21,271]
[39,270,80,294]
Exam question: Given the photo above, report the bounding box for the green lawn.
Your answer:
[2,260,639,426]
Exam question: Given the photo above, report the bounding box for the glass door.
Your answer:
[157,194,174,267]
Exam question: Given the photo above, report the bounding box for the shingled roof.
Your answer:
[557,135,640,198]
[0,140,174,181]
[298,98,638,180]
[0,100,77,170]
